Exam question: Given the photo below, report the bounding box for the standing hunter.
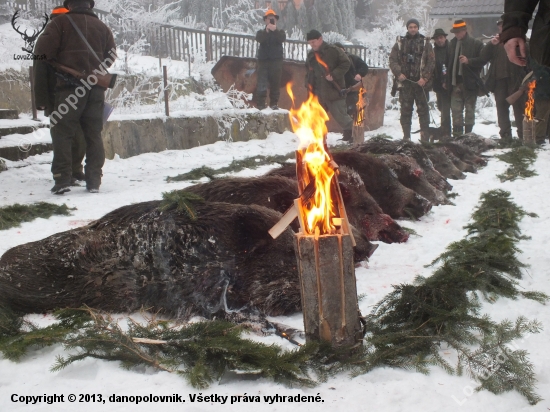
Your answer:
[305,30,354,141]
[432,28,452,139]
[480,20,529,140]
[389,19,435,142]
[34,0,116,194]
[446,19,485,135]
[33,5,86,187]
[255,9,286,110]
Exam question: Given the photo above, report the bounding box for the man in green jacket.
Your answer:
[305,30,353,141]
[446,20,486,135]
[389,19,435,141]
[481,20,529,139]
[501,0,550,143]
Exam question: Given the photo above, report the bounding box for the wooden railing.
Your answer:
[1,0,388,67]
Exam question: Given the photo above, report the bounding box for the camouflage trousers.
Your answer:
[399,81,430,131]
[321,97,353,131]
[451,83,477,130]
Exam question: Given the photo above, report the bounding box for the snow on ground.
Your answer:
[1,110,550,412]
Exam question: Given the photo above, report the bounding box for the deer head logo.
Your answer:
[11,10,49,55]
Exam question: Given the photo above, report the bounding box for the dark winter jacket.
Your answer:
[34,8,116,82]
[305,41,351,103]
[389,33,435,88]
[33,60,57,115]
[500,0,550,66]
[343,53,369,88]
[446,33,485,92]
[433,40,450,94]
[480,41,529,93]
[256,28,286,60]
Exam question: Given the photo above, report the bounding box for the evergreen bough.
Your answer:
[0,190,546,404]
[0,202,73,230]
[496,146,537,182]
[166,153,295,182]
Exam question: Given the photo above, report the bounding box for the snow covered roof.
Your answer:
[430,0,504,18]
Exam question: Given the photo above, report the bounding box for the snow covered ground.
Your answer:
[1,109,549,412]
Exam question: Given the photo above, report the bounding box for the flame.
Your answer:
[314,52,330,73]
[525,80,536,120]
[355,87,366,126]
[287,83,337,235]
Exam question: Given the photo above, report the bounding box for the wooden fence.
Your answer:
[1,0,388,67]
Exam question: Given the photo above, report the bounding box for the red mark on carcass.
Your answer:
[445,219,450,224]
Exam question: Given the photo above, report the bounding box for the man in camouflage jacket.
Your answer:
[389,19,435,141]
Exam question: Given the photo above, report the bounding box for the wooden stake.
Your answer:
[294,233,361,348]
[163,65,169,117]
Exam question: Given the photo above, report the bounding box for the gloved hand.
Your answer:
[339,89,348,97]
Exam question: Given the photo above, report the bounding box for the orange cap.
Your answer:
[264,9,277,18]
[51,6,69,14]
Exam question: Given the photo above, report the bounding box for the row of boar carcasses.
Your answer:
[0,136,495,319]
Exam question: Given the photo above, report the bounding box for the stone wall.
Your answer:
[102,111,291,159]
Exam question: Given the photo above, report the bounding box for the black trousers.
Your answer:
[256,59,283,107]
[494,78,525,138]
[436,91,451,136]
[50,86,105,188]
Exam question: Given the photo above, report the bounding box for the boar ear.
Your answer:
[339,181,351,202]
[270,191,295,212]
[232,206,279,254]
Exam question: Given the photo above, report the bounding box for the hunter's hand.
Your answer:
[354,74,362,81]
[417,78,427,87]
[442,83,447,90]
[504,37,527,66]
[398,74,406,81]
[266,23,276,31]
[459,55,469,64]
[490,35,499,45]
[325,74,333,81]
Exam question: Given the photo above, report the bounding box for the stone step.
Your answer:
[0,142,53,162]
[0,109,19,120]
[0,125,37,138]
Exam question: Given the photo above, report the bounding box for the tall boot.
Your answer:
[342,129,353,142]
[465,124,473,134]
[402,124,411,141]
[420,130,429,143]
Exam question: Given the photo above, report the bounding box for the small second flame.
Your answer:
[525,80,536,121]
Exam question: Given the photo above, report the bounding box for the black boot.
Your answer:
[342,129,353,142]
[453,126,464,136]
[465,124,473,133]
[402,124,411,141]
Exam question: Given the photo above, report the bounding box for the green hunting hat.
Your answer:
[433,28,448,37]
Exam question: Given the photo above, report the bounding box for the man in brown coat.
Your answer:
[480,20,530,140]
[34,0,116,194]
[33,5,86,185]
[500,0,550,144]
